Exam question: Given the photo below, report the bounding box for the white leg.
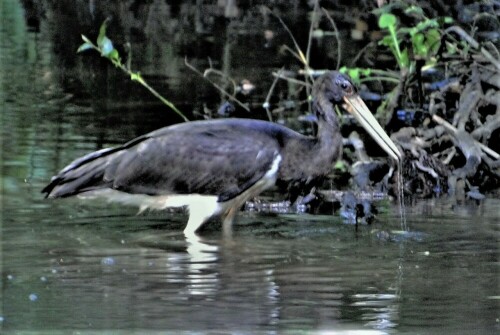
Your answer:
[183,195,220,237]
[184,211,212,237]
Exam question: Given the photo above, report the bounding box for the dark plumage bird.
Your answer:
[42,71,401,236]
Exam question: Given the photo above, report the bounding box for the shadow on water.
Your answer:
[1,0,499,333]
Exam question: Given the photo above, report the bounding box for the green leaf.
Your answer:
[360,68,372,77]
[404,5,424,18]
[99,36,114,57]
[399,27,413,36]
[130,72,142,81]
[414,19,439,33]
[97,19,109,47]
[339,67,372,85]
[443,17,454,24]
[81,34,93,44]
[378,13,396,29]
[426,29,441,54]
[379,35,394,47]
[334,160,346,172]
[108,49,121,63]
[445,41,458,54]
[77,42,93,53]
[348,68,360,83]
[412,33,427,56]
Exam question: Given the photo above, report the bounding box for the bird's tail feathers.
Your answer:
[42,148,119,198]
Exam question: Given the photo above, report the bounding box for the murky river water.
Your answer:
[1,1,499,333]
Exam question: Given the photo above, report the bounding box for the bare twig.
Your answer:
[263,68,286,122]
[263,6,308,68]
[203,68,238,93]
[321,7,342,70]
[281,45,307,65]
[184,57,250,112]
[445,26,500,71]
[271,71,309,87]
[306,1,320,79]
[432,114,500,159]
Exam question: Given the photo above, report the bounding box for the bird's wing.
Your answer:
[106,126,281,202]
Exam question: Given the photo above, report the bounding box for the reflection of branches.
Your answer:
[305,1,320,79]
[321,7,342,71]
[263,3,317,113]
[271,71,309,87]
[262,68,283,122]
[204,68,239,93]
[261,6,310,71]
[184,57,250,112]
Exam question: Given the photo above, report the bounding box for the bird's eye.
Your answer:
[337,80,353,96]
[336,78,350,91]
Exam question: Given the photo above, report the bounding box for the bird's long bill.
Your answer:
[343,95,402,162]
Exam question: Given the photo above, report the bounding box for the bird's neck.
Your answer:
[277,97,343,184]
[315,98,340,144]
[307,97,343,173]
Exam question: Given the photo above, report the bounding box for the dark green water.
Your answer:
[1,1,499,333]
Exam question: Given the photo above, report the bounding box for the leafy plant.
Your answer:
[377,9,453,72]
[77,20,188,121]
[378,13,409,70]
[339,66,400,85]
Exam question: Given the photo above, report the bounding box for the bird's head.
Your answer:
[313,71,402,162]
[313,71,357,104]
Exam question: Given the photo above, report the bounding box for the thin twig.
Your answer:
[79,34,188,121]
[305,1,320,80]
[321,7,342,70]
[263,68,286,122]
[359,76,400,84]
[271,72,310,87]
[263,6,308,67]
[184,57,250,112]
[445,26,500,71]
[350,41,375,67]
[304,1,321,115]
[203,68,238,93]
[281,45,307,65]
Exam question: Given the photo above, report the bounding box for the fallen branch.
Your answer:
[445,26,500,71]
[432,114,500,160]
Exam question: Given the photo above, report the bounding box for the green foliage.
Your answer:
[378,13,408,69]
[377,8,453,71]
[77,20,188,121]
[334,160,347,172]
[339,4,455,123]
[339,67,372,84]
[339,67,400,85]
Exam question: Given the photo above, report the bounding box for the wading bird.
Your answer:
[42,71,401,236]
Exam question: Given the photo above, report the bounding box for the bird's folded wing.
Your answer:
[107,128,280,201]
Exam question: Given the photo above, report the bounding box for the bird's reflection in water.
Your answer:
[183,233,219,296]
